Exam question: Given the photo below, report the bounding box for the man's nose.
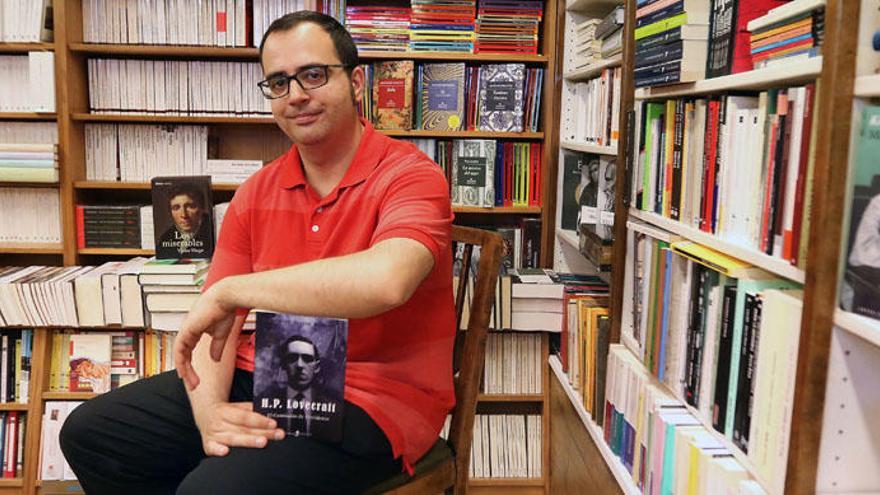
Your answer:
[286,80,309,105]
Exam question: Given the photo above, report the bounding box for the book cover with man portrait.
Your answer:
[253,312,348,442]
[150,176,215,260]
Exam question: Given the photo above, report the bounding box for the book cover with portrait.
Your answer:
[69,333,112,394]
[253,312,348,442]
[150,176,215,260]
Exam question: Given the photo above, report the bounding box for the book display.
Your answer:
[549,0,880,494]
[0,1,562,493]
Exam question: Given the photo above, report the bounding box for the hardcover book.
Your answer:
[253,311,348,442]
[372,60,414,130]
[420,63,466,131]
[841,105,880,321]
[451,139,496,207]
[477,63,525,132]
[151,176,215,260]
[69,333,112,394]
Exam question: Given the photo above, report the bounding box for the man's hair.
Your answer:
[167,182,205,210]
[278,335,321,362]
[258,11,359,74]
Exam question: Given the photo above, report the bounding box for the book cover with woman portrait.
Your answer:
[150,176,215,260]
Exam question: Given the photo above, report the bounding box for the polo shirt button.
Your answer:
[311,225,319,232]
[316,207,323,213]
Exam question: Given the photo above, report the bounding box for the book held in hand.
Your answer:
[150,176,215,260]
[253,311,348,442]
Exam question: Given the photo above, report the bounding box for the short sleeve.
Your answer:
[203,199,252,295]
[371,161,453,263]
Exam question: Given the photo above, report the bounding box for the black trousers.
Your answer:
[59,369,401,495]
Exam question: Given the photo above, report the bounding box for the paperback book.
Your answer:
[253,311,348,441]
[151,176,215,260]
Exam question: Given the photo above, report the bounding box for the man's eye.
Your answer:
[268,78,288,89]
[302,69,324,81]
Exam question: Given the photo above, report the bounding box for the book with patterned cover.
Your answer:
[451,139,496,207]
[420,63,466,131]
[372,60,414,130]
[477,63,525,132]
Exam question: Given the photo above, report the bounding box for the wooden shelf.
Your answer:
[548,356,640,495]
[469,478,545,487]
[0,112,56,121]
[834,309,880,348]
[563,55,622,81]
[0,242,63,254]
[854,74,880,97]
[559,140,617,155]
[478,393,544,403]
[74,180,240,191]
[628,208,806,284]
[0,182,58,188]
[0,403,28,412]
[565,0,621,16]
[69,43,548,63]
[77,248,155,256]
[453,206,541,214]
[0,479,23,488]
[634,56,823,100]
[41,392,98,401]
[0,42,53,53]
[72,113,274,125]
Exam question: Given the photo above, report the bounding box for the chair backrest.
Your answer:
[448,225,504,494]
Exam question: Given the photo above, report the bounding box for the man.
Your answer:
[60,11,455,495]
[157,182,213,257]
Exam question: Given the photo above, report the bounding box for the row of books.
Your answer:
[0,54,56,113]
[253,0,321,46]
[85,125,259,184]
[0,0,51,42]
[360,61,541,133]
[0,330,31,404]
[410,0,476,53]
[746,1,825,70]
[482,332,542,395]
[630,84,818,266]
[87,59,271,116]
[474,0,543,55]
[344,6,411,52]
[448,140,543,208]
[560,291,610,418]
[82,0,248,46]
[623,223,804,493]
[558,150,616,231]
[0,143,57,183]
[573,6,624,70]
[0,412,25,480]
[0,122,57,145]
[47,330,178,394]
[601,344,771,495]
[634,1,710,88]
[440,414,543,479]
[0,189,61,244]
[561,67,621,148]
[40,402,82,482]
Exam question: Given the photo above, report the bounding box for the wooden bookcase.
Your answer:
[0,1,563,493]
[547,0,874,494]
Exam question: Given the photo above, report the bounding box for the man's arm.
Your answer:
[175,237,435,390]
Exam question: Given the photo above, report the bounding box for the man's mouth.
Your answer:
[290,110,321,125]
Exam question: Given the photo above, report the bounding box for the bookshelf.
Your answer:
[559,140,617,156]
[0,1,563,494]
[546,0,879,494]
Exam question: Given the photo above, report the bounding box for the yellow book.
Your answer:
[671,241,771,279]
[60,332,71,392]
[663,100,676,218]
[14,339,21,401]
[635,12,688,40]
[49,332,60,392]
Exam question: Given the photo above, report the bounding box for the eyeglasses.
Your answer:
[283,352,317,364]
[257,64,350,99]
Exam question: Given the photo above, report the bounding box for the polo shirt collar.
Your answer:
[279,118,384,191]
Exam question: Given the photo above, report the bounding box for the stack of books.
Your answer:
[595,6,625,60]
[75,205,142,249]
[345,5,411,53]
[474,0,543,54]
[139,258,209,331]
[0,53,55,112]
[409,0,476,53]
[0,143,57,183]
[747,0,825,70]
[633,0,711,88]
[574,19,602,68]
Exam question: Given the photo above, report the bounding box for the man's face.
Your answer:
[169,194,203,233]
[283,340,320,391]
[261,23,364,145]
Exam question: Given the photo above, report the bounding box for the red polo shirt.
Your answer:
[203,121,456,473]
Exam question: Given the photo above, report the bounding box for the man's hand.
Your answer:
[196,402,285,456]
[174,281,238,391]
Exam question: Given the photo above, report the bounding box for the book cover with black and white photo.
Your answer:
[150,176,215,260]
[253,312,348,441]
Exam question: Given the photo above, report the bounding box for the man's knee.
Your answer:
[59,401,93,458]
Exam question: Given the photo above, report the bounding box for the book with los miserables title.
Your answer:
[420,62,466,131]
[253,311,348,441]
[151,176,215,260]
[372,60,414,130]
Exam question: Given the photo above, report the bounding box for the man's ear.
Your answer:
[349,65,365,107]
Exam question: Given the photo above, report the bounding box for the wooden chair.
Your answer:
[364,225,505,495]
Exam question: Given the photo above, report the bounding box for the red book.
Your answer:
[789,84,815,265]
[731,0,788,74]
[701,100,721,233]
[75,204,85,249]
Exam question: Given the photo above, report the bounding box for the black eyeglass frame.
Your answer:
[257,64,352,99]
